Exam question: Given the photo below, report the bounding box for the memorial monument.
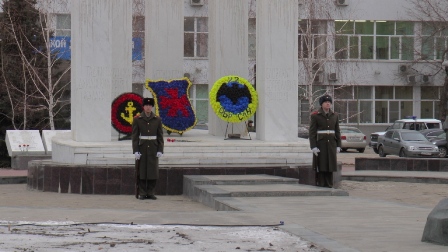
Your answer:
[27,0,319,195]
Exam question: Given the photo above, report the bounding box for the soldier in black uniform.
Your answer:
[132,98,164,200]
[309,95,341,188]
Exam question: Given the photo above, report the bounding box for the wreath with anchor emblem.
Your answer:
[111,92,144,134]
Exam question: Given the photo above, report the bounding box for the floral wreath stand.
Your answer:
[146,78,198,137]
[224,122,252,140]
[111,93,144,141]
[209,75,258,140]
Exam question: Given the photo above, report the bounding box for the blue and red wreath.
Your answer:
[111,92,143,134]
[146,78,197,134]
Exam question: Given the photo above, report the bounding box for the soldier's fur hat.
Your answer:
[319,95,332,106]
[143,98,155,106]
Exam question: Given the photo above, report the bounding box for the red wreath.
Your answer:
[111,93,144,134]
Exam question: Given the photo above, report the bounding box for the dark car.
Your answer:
[377,129,439,158]
[369,126,391,154]
[419,129,444,141]
[298,126,309,139]
[430,133,447,157]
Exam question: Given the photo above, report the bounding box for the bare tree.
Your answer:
[407,0,448,121]
[298,0,361,124]
[0,0,47,130]
[0,0,70,130]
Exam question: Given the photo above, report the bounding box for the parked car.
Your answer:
[377,129,439,158]
[370,126,391,154]
[430,133,447,157]
[340,126,367,153]
[419,129,445,141]
[370,118,442,154]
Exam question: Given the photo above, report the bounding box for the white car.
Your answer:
[340,126,367,153]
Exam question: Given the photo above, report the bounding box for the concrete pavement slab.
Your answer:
[236,196,447,252]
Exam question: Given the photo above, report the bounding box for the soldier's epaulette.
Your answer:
[311,111,319,115]
[134,113,141,119]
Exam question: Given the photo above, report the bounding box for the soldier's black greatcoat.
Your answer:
[309,108,341,172]
[132,111,164,179]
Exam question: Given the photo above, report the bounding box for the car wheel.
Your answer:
[439,147,447,158]
[373,147,379,154]
[357,148,365,153]
[341,148,348,152]
[399,148,407,157]
[378,146,386,157]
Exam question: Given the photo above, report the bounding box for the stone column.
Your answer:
[208,0,248,137]
[256,0,299,141]
[71,0,132,142]
[145,0,184,92]
[111,0,133,140]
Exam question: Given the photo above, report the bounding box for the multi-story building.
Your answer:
[31,0,448,136]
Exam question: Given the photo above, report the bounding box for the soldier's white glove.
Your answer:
[311,147,320,156]
[337,147,341,153]
[134,152,141,160]
[156,152,163,158]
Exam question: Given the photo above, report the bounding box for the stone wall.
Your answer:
[27,160,342,195]
[355,157,448,172]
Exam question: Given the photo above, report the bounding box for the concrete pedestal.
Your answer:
[421,198,448,246]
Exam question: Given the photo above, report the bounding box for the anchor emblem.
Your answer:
[121,101,137,124]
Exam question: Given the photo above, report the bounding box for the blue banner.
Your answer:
[50,36,71,60]
[49,36,143,61]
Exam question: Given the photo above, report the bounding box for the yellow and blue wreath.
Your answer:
[209,75,258,123]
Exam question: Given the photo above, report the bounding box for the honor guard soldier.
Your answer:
[309,95,341,188]
[132,97,164,200]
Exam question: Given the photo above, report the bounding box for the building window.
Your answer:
[248,18,256,58]
[421,86,440,118]
[133,15,145,61]
[373,86,414,123]
[298,20,327,59]
[189,84,209,125]
[335,21,414,60]
[133,16,145,39]
[334,86,373,123]
[298,85,327,124]
[55,14,71,37]
[311,85,434,124]
[184,17,208,58]
[421,23,448,60]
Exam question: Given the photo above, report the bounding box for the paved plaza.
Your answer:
[1,148,448,251]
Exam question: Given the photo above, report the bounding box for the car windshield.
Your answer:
[435,132,446,139]
[341,128,361,134]
[401,132,427,141]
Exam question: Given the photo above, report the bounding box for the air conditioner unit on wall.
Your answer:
[312,63,323,73]
[190,0,204,6]
[328,72,338,81]
[407,75,418,84]
[335,0,348,6]
[398,64,409,74]
[313,73,324,84]
[422,74,432,84]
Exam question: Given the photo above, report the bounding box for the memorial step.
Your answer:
[86,156,311,166]
[183,175,348,211]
